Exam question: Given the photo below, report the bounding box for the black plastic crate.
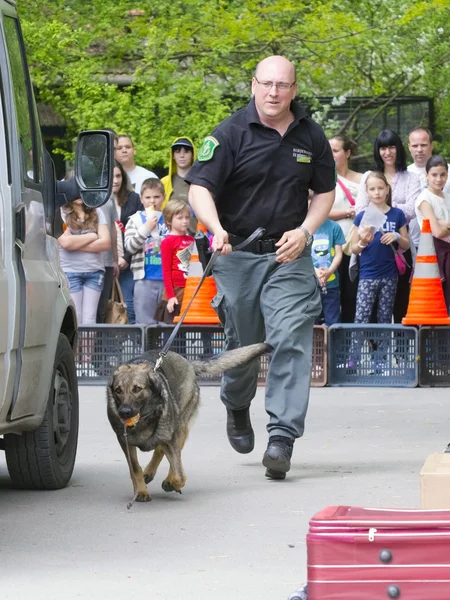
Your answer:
[77,325,146,385]
[312,325,327,387]
[146,325,259,386]
[419,327,450,387]
[328,324,418,387]
[146,325,326,386]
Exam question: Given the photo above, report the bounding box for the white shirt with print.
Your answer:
[126,165,157,195]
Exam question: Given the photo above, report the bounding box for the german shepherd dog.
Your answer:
[107,343,269,502]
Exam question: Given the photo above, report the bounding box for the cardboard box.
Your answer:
[420,452,450,509]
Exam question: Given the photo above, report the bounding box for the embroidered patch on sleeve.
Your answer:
[198,136,220,161]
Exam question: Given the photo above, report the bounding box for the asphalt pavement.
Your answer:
[0,385,449,599]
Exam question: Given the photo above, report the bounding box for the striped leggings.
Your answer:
[355,277,398,324]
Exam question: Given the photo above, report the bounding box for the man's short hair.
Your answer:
[140,178,164,197]
[408,127,433,144]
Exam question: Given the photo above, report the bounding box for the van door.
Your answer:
[1,13,60,421]
[0,65,16,420]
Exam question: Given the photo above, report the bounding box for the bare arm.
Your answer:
[58,229,97,250]
[111,221,118,263]
[419,201,450,239]
[316,244,343,286]
[380,225,410,250]
[79,224,111,253]
[329,244,343,274]
[275,189,336,264]
[329,207,354,221]
[188,184,231,253]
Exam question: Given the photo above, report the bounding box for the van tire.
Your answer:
[4,334,79,489]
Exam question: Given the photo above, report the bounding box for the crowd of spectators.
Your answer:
[313,126,450,327]
[58,126,450,346]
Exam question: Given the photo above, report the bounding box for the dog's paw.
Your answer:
[135,491,152,502]
[162,479,183,494]
[161,479,175,493]
[143,472,155,484]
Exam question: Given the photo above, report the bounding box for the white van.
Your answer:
[0,1,113,489]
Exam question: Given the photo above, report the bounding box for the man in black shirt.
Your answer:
[187,55,335,480]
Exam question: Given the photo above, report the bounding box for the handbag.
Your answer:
[391,245,408,276]
[105,277,129,324]
[337,179,356,257]
[342,225,355,257]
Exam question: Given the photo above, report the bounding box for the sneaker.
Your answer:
[263,436,294,480]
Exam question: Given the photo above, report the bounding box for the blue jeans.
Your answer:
[66,270,104,293]
[119,267,135,324]
[321,286,341,326]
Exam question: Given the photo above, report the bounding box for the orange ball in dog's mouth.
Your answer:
[122,414,140,428]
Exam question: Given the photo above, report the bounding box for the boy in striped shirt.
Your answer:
[124,178,168,324]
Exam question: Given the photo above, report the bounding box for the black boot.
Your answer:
[263,436,294,480]
[226,407,254,454]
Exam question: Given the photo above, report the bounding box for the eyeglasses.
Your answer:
[254,77,296,92]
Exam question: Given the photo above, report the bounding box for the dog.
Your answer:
[107,343,269,502]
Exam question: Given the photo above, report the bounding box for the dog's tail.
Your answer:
[192,343,270,377]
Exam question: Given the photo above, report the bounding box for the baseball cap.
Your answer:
[171,138,193,150]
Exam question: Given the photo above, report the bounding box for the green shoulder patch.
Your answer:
[198,136,220,162]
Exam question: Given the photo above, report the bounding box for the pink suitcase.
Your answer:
[307,506,450,599]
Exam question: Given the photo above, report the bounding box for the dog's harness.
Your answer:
[154,228,265,371]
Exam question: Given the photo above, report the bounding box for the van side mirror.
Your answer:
[74,130,114,207]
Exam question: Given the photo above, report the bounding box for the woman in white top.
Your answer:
[415,155,450,311]
[328,134,363,322]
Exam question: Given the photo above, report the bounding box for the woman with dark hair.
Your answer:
[329,134,363,322]
[356,129,421,321]
[113,159,143,324]
[415,155,450,312]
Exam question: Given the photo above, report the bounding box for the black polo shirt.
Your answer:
[185,98,336,239]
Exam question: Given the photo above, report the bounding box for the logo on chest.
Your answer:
[293,148,312,163]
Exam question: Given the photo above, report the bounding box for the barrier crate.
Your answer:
[419,327,450,387]
[328,324,418,387]
[146,325,327,387]
[77,325,146,385]
[145,325,260,386]
[312,325,327,387]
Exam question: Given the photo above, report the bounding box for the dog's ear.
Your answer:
[147,372,163,397]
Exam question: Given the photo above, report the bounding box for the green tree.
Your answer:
[18,0,450,167]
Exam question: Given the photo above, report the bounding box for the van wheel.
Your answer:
[4,334,79,489]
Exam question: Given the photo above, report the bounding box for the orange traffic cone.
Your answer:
[402,219,450,325]
[173,239,220,325]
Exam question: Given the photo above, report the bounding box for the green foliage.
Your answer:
[18,0,450,167]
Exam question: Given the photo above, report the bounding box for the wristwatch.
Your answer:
[298,225,313,246]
